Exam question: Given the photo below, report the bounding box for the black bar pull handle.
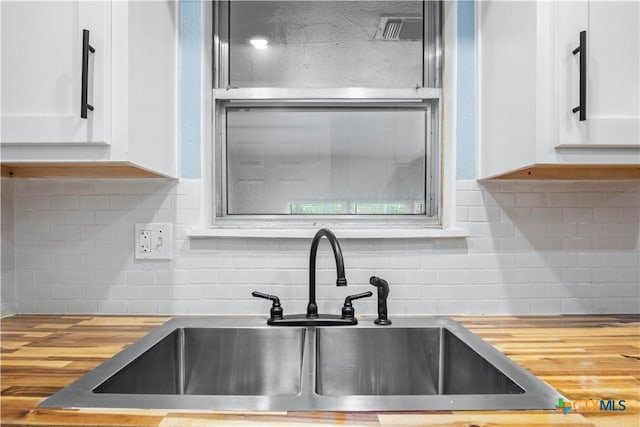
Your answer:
[81,29,95,119]
[572,30,587,121]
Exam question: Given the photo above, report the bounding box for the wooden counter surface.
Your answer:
[1,315,638,426]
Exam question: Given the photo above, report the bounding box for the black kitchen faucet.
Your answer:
[253,228,373,326]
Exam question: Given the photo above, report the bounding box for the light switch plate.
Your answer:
[134,223,173,260]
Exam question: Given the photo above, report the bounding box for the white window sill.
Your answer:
[187,227,469,239]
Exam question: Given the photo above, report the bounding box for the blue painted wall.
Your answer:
[179,0,201,179]
[178,1,476,180]
[456,0,476,180]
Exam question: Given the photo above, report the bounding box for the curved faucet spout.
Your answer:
[306,228,347,318]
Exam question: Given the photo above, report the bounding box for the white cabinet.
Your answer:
[0,1,178,178]
[553,1,640,148]
[478,0,640,179]
[1,1,109,144]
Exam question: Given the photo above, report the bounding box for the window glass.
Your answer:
[226,107,428,215]
[229,1,424,88]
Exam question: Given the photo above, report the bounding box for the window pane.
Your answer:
[226,107,427,215]
[229,1,423,88]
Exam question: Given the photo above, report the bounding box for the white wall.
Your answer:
[1,178,16,316]
[6,178,639,315]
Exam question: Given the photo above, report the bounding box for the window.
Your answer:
[212,1,442,228]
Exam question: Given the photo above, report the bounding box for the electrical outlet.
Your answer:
[139,230,151,253]
[135,223,173,260]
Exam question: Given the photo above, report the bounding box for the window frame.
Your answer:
[215,96,439,225]
[206,0,452,233]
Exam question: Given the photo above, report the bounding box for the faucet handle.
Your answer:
[252,291,284,321]
[341,291,373,320]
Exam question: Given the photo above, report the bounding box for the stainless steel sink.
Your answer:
[94,328,305,396]
[316,328,523,396]
[40,317,562,411]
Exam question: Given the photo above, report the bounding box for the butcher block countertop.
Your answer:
[1,315,638,426]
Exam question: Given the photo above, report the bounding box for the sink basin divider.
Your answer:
[177,328,185,395]
[437,327,444,395]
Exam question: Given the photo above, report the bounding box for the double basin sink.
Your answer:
[40,317,561,411]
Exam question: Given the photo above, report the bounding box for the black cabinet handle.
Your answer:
[571,30,587,121]
[81,29,95,119]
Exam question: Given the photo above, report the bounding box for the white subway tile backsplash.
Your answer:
[95,210,125,224]
[607,223,640,238]
[516,193,549,207]
[51,285,82,300]
[98,300,128,314]
[500,238,531,252]
[468,207,501,222]
[63,181,94,195]
[619,268,640,283]
[451,284,504,300]
[49,195,79,209]
[456,206,469,222]
[607,191,640,207]
[79,195,110,210]
[530,298,562,314]
[4,179,638,316]
[111,286,141,300]
[64,210,95,225]
[67,300,99,314]
[16,180,64,195]
[15,196,49,210]
[157,269,189,285]
[34,210,66,224]
[436,270,469,285]
[173,285,203,300]
[593,207,624,223]
[561,298,593,314]
[15,254,50,270]
[623,208,640,221]
[126,301,159,314]
[563,238,592,251]
[419,284,452,300]
[36,300,67,313]
[67,270,96,284]
[549,193,577,207]
[22,285,50,299]
[126,271,156,286]
[188,269,219,284]
[405,269,436,284]
[467,222,515,238]
[109,195,140,209]
[140,286,173,301]
[562,207,594,222]
[457,190,485,206]
[562,182,594,192]
[92,181,125,195]
[35,271,66,285]
[484,192,516,208]
[622,297,640,313]
[576,193,604,207]
[577,223,607,238]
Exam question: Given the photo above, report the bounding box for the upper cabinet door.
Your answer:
[554,0,640,148]
[1,1,110,144]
